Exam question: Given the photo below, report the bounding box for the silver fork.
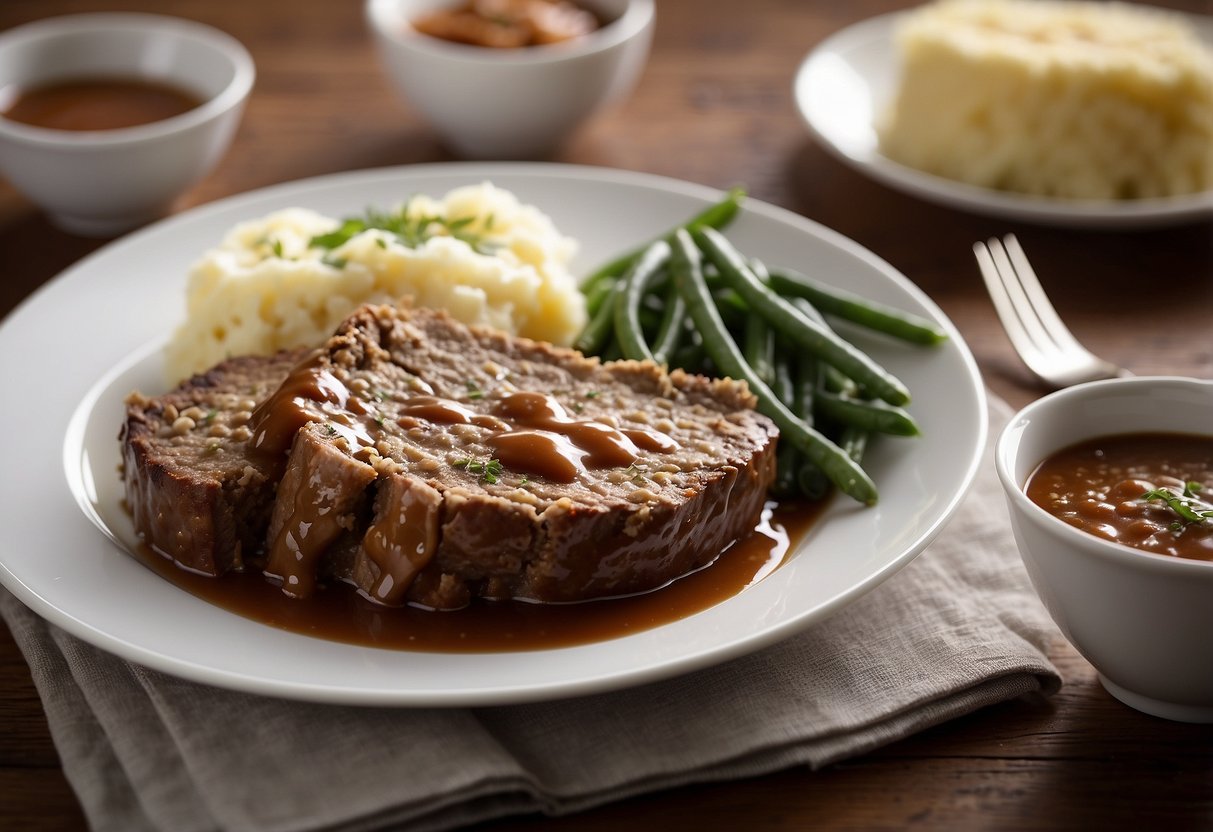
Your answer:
[973,234,1129,388]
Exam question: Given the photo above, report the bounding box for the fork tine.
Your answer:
[984,237,1059,357]
[975,235,1127,387]
[1001,234,1090,356]
[972,240,1047,370]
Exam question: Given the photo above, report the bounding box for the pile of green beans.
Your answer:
[575,191,946,506]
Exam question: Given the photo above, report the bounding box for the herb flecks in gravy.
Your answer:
[1026,432,1213,562]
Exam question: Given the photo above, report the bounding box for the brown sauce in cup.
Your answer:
[130,499,825,652]
[1025,433,1213,562]
[0,77,203,131]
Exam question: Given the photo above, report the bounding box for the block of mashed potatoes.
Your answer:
[164,182,584,383]
[878,0,1213,200]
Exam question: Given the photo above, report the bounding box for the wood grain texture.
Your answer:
[1,0,1211,829]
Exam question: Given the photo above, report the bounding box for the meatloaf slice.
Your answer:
[250,304,778,609]
[121,349,306,575]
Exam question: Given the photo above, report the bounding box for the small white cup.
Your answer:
[366,0,654,159]
[996,376,1213,723]
[0,13,254,236]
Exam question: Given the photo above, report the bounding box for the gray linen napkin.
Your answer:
[1,398,1061,832]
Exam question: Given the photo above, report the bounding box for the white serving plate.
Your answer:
[0,163,986,706]
[794,10,1213,229]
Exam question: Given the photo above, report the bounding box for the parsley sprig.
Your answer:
[454,456,504,484]
[1140,481,1213,534]
[309,200,497,255]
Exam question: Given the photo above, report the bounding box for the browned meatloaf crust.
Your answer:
[122,305,778,609]
[121,349,309,576]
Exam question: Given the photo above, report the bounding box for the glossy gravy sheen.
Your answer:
[1026,432,1213,561]
[132,500,824,651]
[1,77,203,131]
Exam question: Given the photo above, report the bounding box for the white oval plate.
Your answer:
[0,163,985,706]
[794,10,1213,229]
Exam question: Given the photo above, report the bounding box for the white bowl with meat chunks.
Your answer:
[366,0,654,158]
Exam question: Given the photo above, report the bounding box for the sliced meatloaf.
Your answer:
[121,349,307,575]
[123,304,779,609]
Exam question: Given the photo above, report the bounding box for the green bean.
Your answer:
[743,311,776,385]
[789,295,825,326]
[638,307,663,335]
[584,277,615,318]
[749,257,771,282]
[797,464,832,501]
[601,339,623,362]
[670,228,877,505]
[788,355,831,499]
[820,364,859,396]
[650,281,687,366]
[581,187,745,294]
[771,355,800,496]
[815,390,920,436]
[788,299,860,396]
[791,351,818,420]
[711,289,748,330]
[840,426,869,463]
[575,279,624,354]
[696,227,910,407]
[743,257,775,384]
[768,266,947,345]
[613,241,671,362]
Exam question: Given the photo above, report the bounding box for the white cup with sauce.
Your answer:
[0,13,254,236]
[996,376,1213,723]
[365,0,655,159]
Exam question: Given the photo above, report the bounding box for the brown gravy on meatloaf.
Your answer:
[131,500,822,651]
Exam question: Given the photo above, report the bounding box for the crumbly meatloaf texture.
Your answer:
[122,304,778,609]
[121,349,308,575]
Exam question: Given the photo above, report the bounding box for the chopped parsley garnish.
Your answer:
[204,409,217,423]
[308,200,497,255]
[519,475,529,487]
[585,390,600,398]
[373,414,386,427]
[453,457,504,484]
[321,254,348,270]
[323,424,338,436]
[465,379,485,400]
[271,239,284,258]
[1140,481,1213,534]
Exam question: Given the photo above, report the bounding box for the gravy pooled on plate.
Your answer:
[1026,432,1213,561]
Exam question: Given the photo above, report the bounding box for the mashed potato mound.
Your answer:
[164,183,585,382]
[878,0,1213,200]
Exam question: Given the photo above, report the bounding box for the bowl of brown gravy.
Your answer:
[996,376,1213,723]
[0,13,254,236]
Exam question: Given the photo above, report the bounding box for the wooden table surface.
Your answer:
[2,1,1211,829]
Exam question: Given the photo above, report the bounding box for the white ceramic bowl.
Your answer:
[366,0,654,159]
[0,13,254,236]
[996,377,1213,723]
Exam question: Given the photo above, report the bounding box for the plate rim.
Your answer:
[793,9,1213,229]
[0,161,988,706]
